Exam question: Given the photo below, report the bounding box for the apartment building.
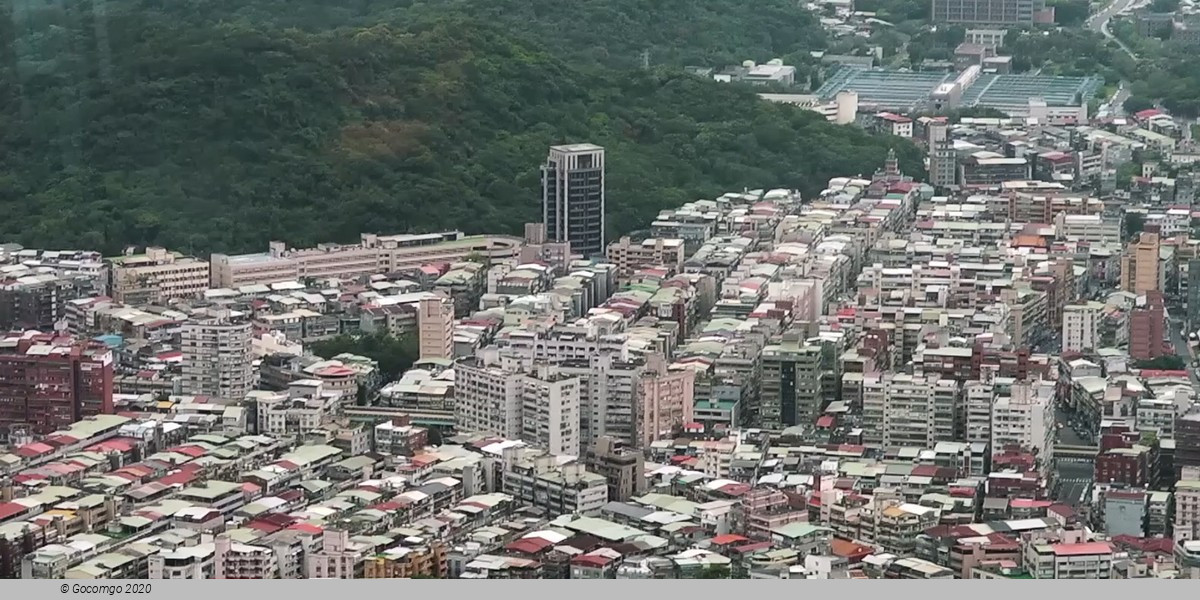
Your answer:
[863,373,961,447]
[305,530,359,579]
[1175,477,1200,542]
[928,121,957,188]
[872,502,942,556]
[1129,291,1166,360]
[760,333,825,430]
[0,275,76,331]
[1024,542,1114,579]
[250,380,340,438]
[148,546,216,579]
[501,454,608,515]
[873,112,914,137]
[550,349,645,449]
[959,153,1030,186]
[417,296,454,361]
[105,247,209,304]
[363,543,448,578]
[991,380,1054,464]
[640,356,695,447]
[520,366,582,457]
[1062,301,1103,353]
[181,314,253,400]
[1120,232,1162,295]
[999,187,1104,223]
[0,331,114,436]
[454,351,523,440]
[213,536,278,579]
[605,237,685,280]
[584,437,645,502]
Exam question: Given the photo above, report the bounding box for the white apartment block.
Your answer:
[863,373,961,448]
[1024,542,1114,579]
[148,545,215,579]
[1062,301,1103,353]
[520,367,582,457]
[991,379,1054,461]
[181,315,253,400]
[106,247,210,304]
[965,380,997,445]
[251,380,338,437]
[1137,394,1186,438]
[454,351,523,440]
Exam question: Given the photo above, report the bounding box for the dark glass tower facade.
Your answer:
[542,144,605,257]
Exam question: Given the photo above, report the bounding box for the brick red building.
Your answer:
[0,331,114,435]
[1129,291,1167,360]
[1095,428,1152,487]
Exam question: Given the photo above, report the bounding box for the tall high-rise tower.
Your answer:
[928,121,957,189]
[542,144,605,257]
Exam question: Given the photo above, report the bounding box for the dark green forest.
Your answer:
[0,0,922,254]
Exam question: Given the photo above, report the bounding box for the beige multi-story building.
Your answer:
[209,242,299,288]
[1055,214,1121,245]
[605,236,685,280]
[1176,475,1200,542]
[1024,541,1114,579]
[210,232,523,287]
[214,536,278,579]
[1062,301,1103,353]
[363,542,448,578]
[105,247,209,304]
[1001,285,1048,348]
[306,530,361,580]
[418,296,454,361]
[182,314,253,399]
[640,356,695,447]
[1121,231,1162,295]
[584,436,645,502]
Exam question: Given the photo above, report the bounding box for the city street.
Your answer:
[1052,405,1095,505]
[1168,314,1200,390]
[1086,0,1141,59]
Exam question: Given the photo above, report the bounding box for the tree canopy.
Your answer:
[0,0,924,255]
[310,332,419,381]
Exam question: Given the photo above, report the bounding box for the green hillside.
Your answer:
[0,1,922,254]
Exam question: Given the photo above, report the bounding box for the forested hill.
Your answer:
[0,0,922,254]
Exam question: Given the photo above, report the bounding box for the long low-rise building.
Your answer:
[210,232,524,287]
